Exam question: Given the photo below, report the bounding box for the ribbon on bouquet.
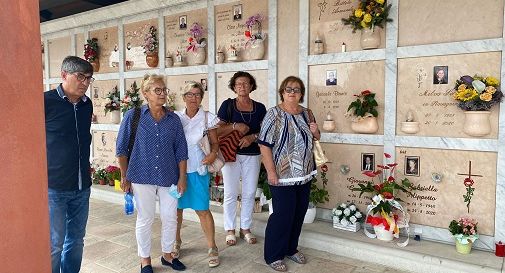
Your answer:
[186,41,207,53]
[363,195,410,247]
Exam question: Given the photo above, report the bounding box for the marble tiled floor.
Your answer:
[82,198,408,273]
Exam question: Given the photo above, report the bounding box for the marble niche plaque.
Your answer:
[397,52,501,138]
[165,74,209,112]
[309,0,385,54]
[89,26,119,74]
[90,80,120,124]
[396,147,496,236]
[215,0,268,62]
[318,143,384,210]
[216,70,269,112]
[48,36,71,78]
[92,130,118,169]
[164,9,207,66]
[398,0,503,46]
[124,18,158,70]
[308,61,385,134]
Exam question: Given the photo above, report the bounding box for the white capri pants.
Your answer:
[222,154,261,231]
[132,183,178,258]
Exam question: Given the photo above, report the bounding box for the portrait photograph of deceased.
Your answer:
[326,69,337,86]
[433,66,448,84]
[179,15,187,29]
[233,4,242,21]
[361,153,375,171]
[405,156,420,176]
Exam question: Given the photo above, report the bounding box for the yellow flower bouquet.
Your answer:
[341,0,392,32]
[453,75,503,111]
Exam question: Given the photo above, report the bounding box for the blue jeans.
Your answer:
[48,187,90,273]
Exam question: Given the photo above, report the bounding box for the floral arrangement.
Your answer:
[143,26,158,54]
[449,217,479,245]
[92,167,107,185]
[452,75,503,111]
[186,23,207,52]
[166,92,176,111]
[351,153,413,234]
[121,81,143,113]
[104,86,120,113]
[309,164,330,208]
[341,0,393,32]
[244,14,266,47]
[84,38,99,62]
[332,203,363,227]
[345,90,378,122]
[105,165,121,182]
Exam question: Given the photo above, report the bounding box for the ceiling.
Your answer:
[40,0,128,22]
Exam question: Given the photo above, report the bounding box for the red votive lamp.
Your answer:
[496,241,505,257]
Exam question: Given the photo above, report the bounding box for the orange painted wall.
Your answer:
[0,0,51,272]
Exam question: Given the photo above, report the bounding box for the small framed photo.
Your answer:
[433,66,448,84]
[200,78,208,91]
[326,70,337,86]
[405,156,420,176]
[233,4,242,21]
[179,15,187,29]
[361,153,375,172]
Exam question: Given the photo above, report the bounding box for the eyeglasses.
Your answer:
[73,73,95,83]
[152,87,169,95]
[234,82,250,87]
[284,87,302,94]
[183,92,202,98]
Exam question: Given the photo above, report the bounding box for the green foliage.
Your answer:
[347,90,378,118]
[92,168,107,184]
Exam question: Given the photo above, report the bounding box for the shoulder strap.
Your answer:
[227,98,234,122]
[203,110,208,135]
[127,107,141,164]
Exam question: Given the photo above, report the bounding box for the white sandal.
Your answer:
[225,234,236,246]
[240,231,257,244]
[208,247,220,268]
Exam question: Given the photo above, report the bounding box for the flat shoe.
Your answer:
[226,234,236,246]
[240,231,257,244]
[161,256,186,271]
[286,251,306,264]
[140,264,154,273]
[208,247,220,268]
[268,260,287,272]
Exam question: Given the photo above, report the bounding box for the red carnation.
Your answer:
[245,30,251,38]
[321,164,328,172]
[387,176,395,182]
[188,37,194,43]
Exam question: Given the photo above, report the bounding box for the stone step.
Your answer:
[91,186,504,273]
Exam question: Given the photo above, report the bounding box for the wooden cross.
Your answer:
[457,161,483,180]
[457,161,483,213]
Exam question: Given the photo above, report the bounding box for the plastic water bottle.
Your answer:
[124,192,134,215]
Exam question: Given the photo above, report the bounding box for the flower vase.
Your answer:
[187,47,206,65]
[216,51,225,63]
[114,179,121,191]
[463,111,491,137]
[351,116,379,134]
[165,56,173,67]
[373,223,394,241]
[90,59,100,72]
[360,28,381,50]
[109,111,120,124]
[455,240,473,254]
[146,52,159,68]
[108,178,115,186]
[245,38,265,60]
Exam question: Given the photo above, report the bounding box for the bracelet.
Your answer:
[232,122,236,130]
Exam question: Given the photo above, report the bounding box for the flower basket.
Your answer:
[360,28,381,50]
[186,23,207,65]
[333,217,361,232]
[351,116,378,133]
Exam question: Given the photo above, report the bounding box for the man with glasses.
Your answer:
[44,56,94,273]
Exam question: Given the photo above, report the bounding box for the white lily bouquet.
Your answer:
[332,203,363,232]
